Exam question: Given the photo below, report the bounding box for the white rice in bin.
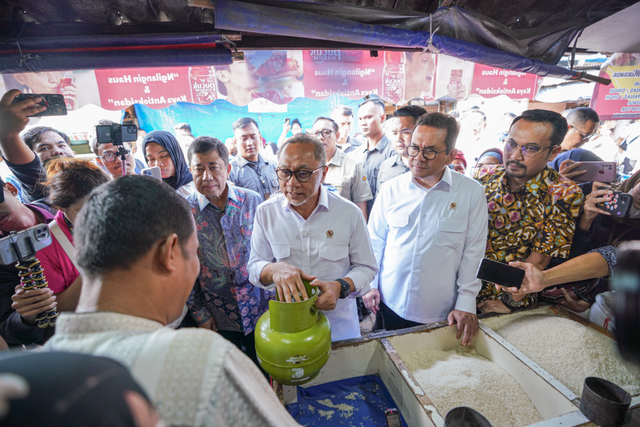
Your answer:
[404,346,543,427]
[484,312,640,396]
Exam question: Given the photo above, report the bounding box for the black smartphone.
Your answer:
[476,258,525,289]
[596,191,633,218]
[12,93,67,117]
[284,117,290,125]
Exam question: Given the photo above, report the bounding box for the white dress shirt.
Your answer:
[248,185,378,342]
[44,312,300,427]
[369,167,488,324]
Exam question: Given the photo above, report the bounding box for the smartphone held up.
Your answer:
[476,258,525,289]
[12,93,67,117]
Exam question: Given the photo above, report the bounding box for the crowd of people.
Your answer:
[0,86,639,425]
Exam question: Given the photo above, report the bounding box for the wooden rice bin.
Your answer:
[274,306,640,427]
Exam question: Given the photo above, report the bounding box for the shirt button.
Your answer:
[414,270,418,274]
[301,230,309,237]
[419,233,423,237]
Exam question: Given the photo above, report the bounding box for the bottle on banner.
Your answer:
[382,51,405,105]
[189,66,218,105]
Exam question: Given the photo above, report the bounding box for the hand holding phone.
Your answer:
[476,258,525,289]
[12,94,67,117]
[141,166,162,181]
[596,191,633,218]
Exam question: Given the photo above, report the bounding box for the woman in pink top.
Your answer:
[37,158,109,312]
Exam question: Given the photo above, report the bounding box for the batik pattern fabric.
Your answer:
[187,186,274,335]
[475,165,584,306]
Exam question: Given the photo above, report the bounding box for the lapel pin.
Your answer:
[450,202,457,210]
[326,230,334,238]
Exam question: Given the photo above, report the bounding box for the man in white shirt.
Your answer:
[363,113,488,346]
[311,116,372,220]
[44,176,300,427]
[248,133,378,342]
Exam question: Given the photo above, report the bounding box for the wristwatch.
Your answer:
[336,278,351,299]
[501,293,525,309]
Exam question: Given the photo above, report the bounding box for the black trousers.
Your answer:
[374,301,423,331]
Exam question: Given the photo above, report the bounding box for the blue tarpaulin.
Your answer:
[134,96,363,143]
[214,0,608,84]
[286,375,409,426]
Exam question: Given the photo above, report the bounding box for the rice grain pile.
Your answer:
[404,346,543,427]
[485,312,640,396]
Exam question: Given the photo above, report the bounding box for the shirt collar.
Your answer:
[55,312,164,335]
[328,148,343,167]
[367,134,390,153]
[501,166,550,194]
[392,154,408,168]
[407,165,453,192]
[235,153,266,168]
[196,182,237,211]
[280,184,330,213]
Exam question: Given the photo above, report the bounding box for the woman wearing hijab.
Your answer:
[142,131,196,198]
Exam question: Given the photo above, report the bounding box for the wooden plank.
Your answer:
[551,305,616,340]
[380,338,443,427]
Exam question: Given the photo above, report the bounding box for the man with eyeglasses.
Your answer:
[377,105,427,194]
[363,113,488,346]
[90,137,139,179]
[311,117,372,220]
[248,133,378,342]
[475,110,584,314]
[229,117,279,202]
[559,107,600,152]
[185,136,273,370]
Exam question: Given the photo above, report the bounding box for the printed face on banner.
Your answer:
[4,71,79,110]
[404,52,436,102]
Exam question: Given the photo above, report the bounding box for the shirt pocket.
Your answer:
[272,245,291,262]
[318,245,349,280]
[435,217,466,249]
[387,213,409,228]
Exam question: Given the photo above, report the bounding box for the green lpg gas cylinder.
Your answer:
[255,280,331,385]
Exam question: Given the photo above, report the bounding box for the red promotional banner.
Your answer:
[590,54,640,121]
[94,67,193,110]
[471,64,539,99]
[0,51,548,113]
[303,50,383,100]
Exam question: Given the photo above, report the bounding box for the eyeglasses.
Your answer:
[311,130,334,139]
[503,139,554,158]
[570,126,596,142]
[99,152,125,162]
[406,145,447,160]
[276,165,325,182]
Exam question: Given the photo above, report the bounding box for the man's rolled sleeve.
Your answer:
[247,208,276,290]
[454,185,488,315]
[344,210,378,294]
[351,163,373,204]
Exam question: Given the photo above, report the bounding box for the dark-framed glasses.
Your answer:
[276,165,325,182]
[100,152,119,162]
[503,139,554,158]
[311,129,334,139]
[406,145,447,160]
